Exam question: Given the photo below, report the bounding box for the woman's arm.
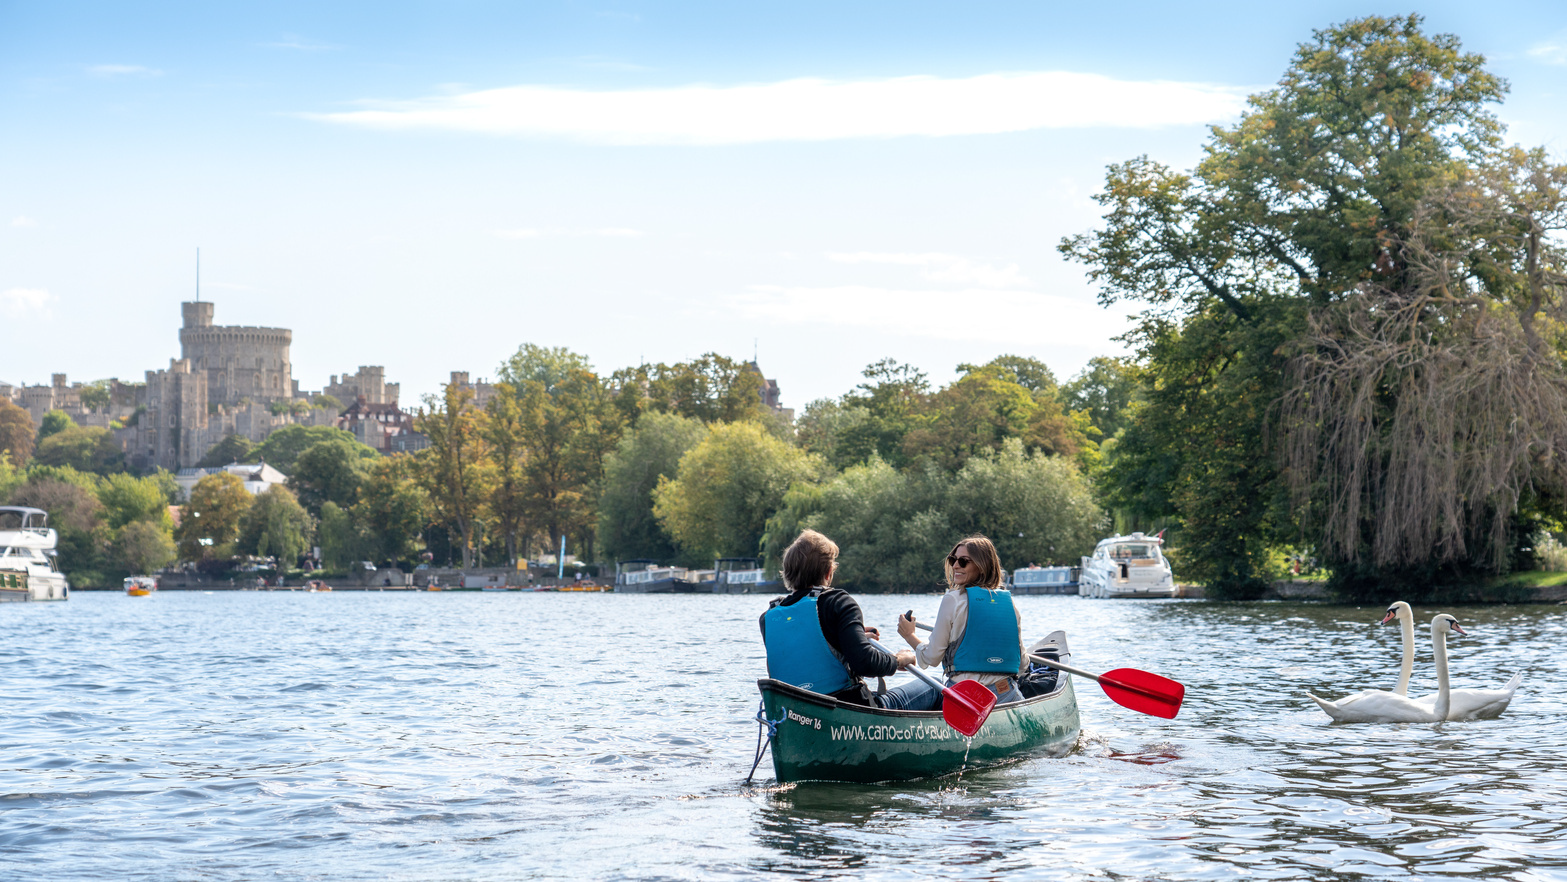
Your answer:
[912,591,961,669]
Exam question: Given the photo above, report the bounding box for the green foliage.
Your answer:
[763,440,1105,593]
[37,410,72,440]
[0,401,35,468]
[597,411,708,564]
[116,520,176,575]
[176,472,253,561]
[318,501,365,569]
[79,381,112,411]
[415,384,490,567]
[314,394,343,413]
[610,353,770,426]
[653,421,830,562]
[0,457,23,501]
[238,485,313,564]
[197,434,256,468]
[902,360,1091,471]
[9,469,107,586]
[288,438,376,516]
[32,425,125,474]
[353,455,428,566]
[796,399,875,471]
[1063,357,1139,442]
[247,425,366,473]
[1059,15,1517,596]
[97,472,172,531]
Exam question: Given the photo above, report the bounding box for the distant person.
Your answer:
[892,535,1026,710]
[760,530,915,706]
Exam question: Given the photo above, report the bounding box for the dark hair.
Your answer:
[945,535,1002,590]
[782,530,839,591]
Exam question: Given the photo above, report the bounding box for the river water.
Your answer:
[2,592,1563,881]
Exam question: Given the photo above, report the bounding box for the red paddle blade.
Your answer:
[1098,668,1185,719]
[942,679,998,737]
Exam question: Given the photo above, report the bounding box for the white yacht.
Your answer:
[1079,532,1175,599]
[0,506,71,601]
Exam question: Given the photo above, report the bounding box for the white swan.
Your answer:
[1382,601,1522,720]
[1311,615,1465,723]
[1302,601,1415,718]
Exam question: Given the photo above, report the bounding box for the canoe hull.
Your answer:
[759,675,1080,784]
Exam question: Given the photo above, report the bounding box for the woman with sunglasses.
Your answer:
[883,535,1026,710]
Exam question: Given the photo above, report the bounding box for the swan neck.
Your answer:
[1431,622,1451,719]
[1397,615,1414,695]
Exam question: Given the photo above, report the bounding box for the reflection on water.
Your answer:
[0,593,1563,880]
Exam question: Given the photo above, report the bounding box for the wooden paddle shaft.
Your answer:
[910,619,1103,684]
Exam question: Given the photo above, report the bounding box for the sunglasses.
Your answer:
[946,555,974,568]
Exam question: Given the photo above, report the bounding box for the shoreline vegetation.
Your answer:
[7,16,1567,607]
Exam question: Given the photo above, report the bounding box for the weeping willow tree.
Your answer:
[1283,149,1567,578]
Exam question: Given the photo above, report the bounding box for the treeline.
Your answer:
[1063,14,1567,601]
[2,347,1112,591]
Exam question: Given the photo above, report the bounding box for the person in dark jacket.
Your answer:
[760,529,914,706]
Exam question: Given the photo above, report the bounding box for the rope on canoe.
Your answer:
[744,699,785,786]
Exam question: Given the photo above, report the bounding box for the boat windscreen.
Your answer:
[1110,545,1155,560]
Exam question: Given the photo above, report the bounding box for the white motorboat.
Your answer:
[0,506,71,601]
[1079,532,1175,599]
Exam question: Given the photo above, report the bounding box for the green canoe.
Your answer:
[756,631,1082,784]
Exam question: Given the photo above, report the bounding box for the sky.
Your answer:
[5,1,1567,410]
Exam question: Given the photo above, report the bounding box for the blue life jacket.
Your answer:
[763,591,855,695]
[948,586,1021,675]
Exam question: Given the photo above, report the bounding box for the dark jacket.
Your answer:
[760,586,900,706]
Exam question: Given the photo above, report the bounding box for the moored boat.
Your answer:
[0,506,70,601]
[124,576,158,596]
[713,557,783,594]
[1009,565,1078,595]
[613,560,702,593]
[756,633,1081,783]
[1079,532,1176,598]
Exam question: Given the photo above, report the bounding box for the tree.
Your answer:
[836,359,931,469]
[1059,15,1513,593]
[353,455,429,566]
[176,472,253,561]
[79,381,112,412]
[288,437,376,516]
[762,441,1104,593]
[415,383,489,567]
[653,421,830,562]
[610,354,771,426]
[597,412,708,564]
[33,425,125,474]
[116,520,176,575]
[1282,147,1567,587]
[314,394,343,413]
[238,485,313,564]
[0,401,36,468]
[1063,357,1139,443]
[795,399,876,472]
[97,473,172,531]
[247,425,365,473]
[37,409,71,440]
[900,363,1091,472]
[512,361,621,559]
[318,501,365,569]
[10,469,107,586]
[196,434,255,468]
[482,382,531,564]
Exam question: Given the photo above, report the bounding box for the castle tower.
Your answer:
[177,301,293,406]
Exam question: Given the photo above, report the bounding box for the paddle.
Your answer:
[912,620,1185,719]
[901,664,996,738]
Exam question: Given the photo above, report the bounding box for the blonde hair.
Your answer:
[782,529,839,591]
[945,535,1002,590]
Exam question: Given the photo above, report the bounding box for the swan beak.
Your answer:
[1449,622,1467,636]
[1380,611,1396,624]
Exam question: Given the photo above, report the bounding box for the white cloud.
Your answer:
[1528,39,1567,65]
[10,216,36,228]
[306,71,1250,145]
[733,284,1125,345]
[87,64,161,77]
[494,227,645,239]
[828,252,1031,288]
[0,288,56,318]
[262,34,341,51]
